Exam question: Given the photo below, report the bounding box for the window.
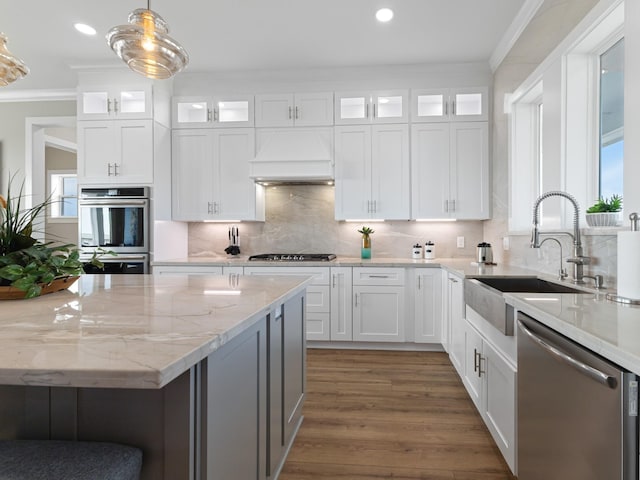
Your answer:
[599,38,624,199]
[49,171,78,220]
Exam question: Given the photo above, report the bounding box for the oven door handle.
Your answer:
[82,254,148,262]
[518,320,618,389]
[79,199,148,206]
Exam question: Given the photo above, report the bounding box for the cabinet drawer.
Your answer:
[352,267,405,286]
[306,286,330,313]
[306,313,330,341]
[243,266,330,285]
[153,265,223,275]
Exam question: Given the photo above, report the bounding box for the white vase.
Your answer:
[585,212,622,227]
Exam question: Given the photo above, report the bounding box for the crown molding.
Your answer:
[490,0,545,72]
[0,88,76,103]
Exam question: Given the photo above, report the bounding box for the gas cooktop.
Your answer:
[248,253,337,262]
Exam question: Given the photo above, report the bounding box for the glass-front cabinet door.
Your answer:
[411,87,488,123]
[78,85,152,120]
[172,95,254,128]
[335,90,408,125]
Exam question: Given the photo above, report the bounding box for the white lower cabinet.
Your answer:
[413,268,442,343]
[244,266,330,341]
[153,265,223,275]
[447,273,465,374]
[460,318,517,474]
[330,267,353,341]
[352,267,405,342]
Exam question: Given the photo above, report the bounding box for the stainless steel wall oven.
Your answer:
[79,187,150,274]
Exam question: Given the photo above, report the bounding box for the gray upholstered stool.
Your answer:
[0,440,142,480]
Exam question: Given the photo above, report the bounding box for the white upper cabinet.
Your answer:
[172,95,254,128]
[172,128,263,221]
[77,119,153,184]
[411,122,489,220]
[335,90,408,125]
[78,85,153,120]
[411,87,488,123]
[334,124,410,220]
[255,92,334,127]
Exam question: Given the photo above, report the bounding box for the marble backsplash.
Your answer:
[188,185,485,260]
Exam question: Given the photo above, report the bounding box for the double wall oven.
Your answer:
[79,187,150,274]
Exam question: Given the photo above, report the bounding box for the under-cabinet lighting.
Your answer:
[344,219,385,223]
[203,220,241,223]
[522,297,560,302]
[415,219,457,222]
[204,290,242,296]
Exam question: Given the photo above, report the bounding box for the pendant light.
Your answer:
[0,33,29,86]
[106,1,189,80]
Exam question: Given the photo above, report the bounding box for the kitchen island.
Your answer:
[0,274,312,480]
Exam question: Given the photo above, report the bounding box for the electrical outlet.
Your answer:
[503,236,510,251]
[457,236,465,248]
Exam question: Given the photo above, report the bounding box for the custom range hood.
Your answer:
[249,127,334,183]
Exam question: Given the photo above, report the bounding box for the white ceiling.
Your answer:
[0,0,528,92]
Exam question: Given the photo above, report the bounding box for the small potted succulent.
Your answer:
[357,226,374,259]
[585,194,623,227]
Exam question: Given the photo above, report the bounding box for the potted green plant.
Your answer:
[0,176,106,299]
[585,194,623,227]
[357,226,374,259]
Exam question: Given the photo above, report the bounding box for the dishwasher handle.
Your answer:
[518,319,618,389]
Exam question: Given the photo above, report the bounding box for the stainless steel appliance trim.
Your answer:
[518,319,617,388]
[79,198,148,206]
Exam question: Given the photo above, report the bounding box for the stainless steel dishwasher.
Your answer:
[517,312,639,480]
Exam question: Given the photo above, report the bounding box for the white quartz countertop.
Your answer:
[506,292,640,374]
[0,274,311,390]
[153,256,540,278]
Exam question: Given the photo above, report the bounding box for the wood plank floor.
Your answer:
[279,349,517,480]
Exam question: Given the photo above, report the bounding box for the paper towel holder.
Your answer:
[607,212,640,305]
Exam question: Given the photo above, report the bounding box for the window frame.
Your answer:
[47,170,78,223]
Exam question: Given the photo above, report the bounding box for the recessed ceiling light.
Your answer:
[74,23,97,36]
[376,8,394,23]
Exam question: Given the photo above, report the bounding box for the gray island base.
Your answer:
[0,274,310,480]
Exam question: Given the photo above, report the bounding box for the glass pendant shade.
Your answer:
[0,33,29,86]
[106,8,189,80]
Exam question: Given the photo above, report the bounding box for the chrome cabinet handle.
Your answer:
[451,199,456,212]
[373,103,377,118]
[473,348,479,373]
[417,275,421,290]
[113,163,119,176]
[113,99,119,113]
[207,109,213,122]
[373,200,377,213]
[452,99,456,116]
[207,202,213,214]
[366,200,371,213]
[107,98,112,114]
[444,101,448,116]
[107,163,112,176]
[354,293,358,307]
[332,274,337,288]
[295,106,299,119]
[213,108,219,122]
[445,199,449,212]
[288,106,293,119]
[369,275,390,278]
[518,320,618,388]
[478,354,485,377]
[365,103,369,119]
[449,277,459,283]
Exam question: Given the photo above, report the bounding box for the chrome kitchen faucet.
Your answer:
[531,191,590,284]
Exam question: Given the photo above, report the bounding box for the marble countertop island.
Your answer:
[0,274,311,389]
